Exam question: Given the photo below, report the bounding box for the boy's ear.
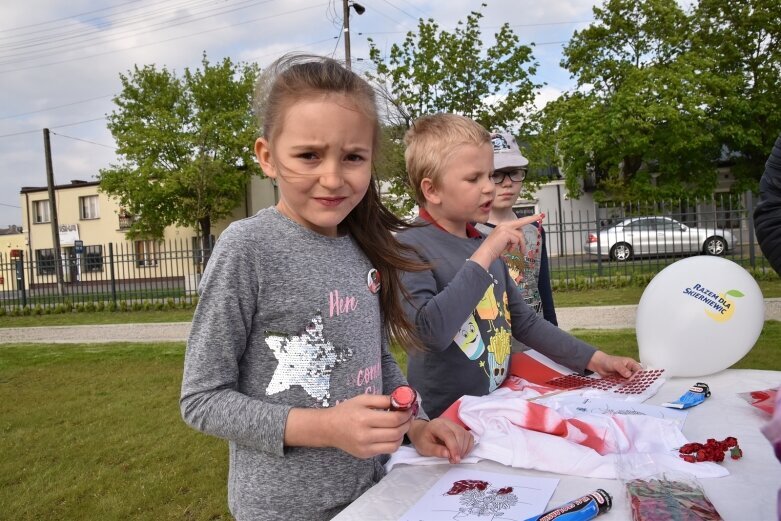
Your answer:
[255,138,276,180]
[420,178,441,205]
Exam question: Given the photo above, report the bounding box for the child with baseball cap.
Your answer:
[474,131,558,330]
[396,114,641,419]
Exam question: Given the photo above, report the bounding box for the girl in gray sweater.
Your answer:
[180,55,473,521]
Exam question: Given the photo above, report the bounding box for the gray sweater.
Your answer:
[180,208,409,521]
[397,221,597,419]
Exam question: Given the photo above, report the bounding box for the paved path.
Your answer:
[1,298,780,344]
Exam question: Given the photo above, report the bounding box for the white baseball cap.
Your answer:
[491,131,529,170]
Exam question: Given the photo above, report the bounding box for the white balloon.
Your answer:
[636,256,764,377]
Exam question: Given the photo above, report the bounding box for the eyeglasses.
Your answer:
[490,168,526,184]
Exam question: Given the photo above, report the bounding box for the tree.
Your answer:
[367,5,540,214]
[100,54,260,255]
[538,0,781,201]
[537,0,724,201]
[691,0,781,192]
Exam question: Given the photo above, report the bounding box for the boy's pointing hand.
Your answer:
[470,213,545,270]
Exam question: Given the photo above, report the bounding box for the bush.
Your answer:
[84,302,96,313]
[96,301,105,312]
[33,305,44,316]
[132,301,143,312]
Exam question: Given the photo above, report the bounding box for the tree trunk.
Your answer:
[622,154,644,184]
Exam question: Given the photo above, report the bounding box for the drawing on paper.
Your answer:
[399,469,558,521]
[444,480,520,519]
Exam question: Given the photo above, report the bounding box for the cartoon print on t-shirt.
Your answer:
[475,284,500,332]
[265,311,353,406]
[502,292,511,322]
[453,314,485,360]
[487,326,511,392]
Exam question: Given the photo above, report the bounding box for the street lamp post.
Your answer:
[342,0,365,70]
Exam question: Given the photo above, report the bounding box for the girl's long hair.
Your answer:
[254,54,426,351]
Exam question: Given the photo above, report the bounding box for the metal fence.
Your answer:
[0,192,775,313]
[539,191,775,288]
[0,238,211,312]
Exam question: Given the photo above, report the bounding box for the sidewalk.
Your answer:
[1,299,780,344]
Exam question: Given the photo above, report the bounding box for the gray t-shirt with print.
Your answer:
[180,207,410,521]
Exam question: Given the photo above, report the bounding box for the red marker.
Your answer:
[390,385,419,417]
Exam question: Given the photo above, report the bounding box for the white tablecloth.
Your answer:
[333,369,781,521]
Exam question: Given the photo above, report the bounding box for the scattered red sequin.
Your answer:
[678,437,742,463]
[445,480,489,495]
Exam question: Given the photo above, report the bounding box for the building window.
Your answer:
[135,240,158,267]
[79,195,99,220]
[33,200,51,224]
[83,245,103,272]
[118,208,134,230]
[35,248,56,275]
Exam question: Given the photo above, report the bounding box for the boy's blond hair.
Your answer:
[404,114,491,205]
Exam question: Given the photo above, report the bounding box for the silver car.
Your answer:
[585,216,733,261]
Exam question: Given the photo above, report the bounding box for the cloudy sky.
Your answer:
[0,0,598,226]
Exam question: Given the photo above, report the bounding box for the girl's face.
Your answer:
[255,95,374,237]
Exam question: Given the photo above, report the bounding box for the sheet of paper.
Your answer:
[538,395,688,428]
[399,468,558,521]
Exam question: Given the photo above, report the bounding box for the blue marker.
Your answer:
[662,382,711,410]
[525,489,612,521]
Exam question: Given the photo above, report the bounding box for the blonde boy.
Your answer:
[397,114,641,419]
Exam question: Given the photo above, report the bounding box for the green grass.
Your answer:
[553,278,781,307]
[567,320,781,370]
[0,309,195,328]
[0,342,230,521]
[1,279,778,329]
[2,322,779,520]
[390,320,781,373]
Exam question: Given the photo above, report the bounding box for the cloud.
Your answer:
[0,0,595,225]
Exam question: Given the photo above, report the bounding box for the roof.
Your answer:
[20,179,100,194]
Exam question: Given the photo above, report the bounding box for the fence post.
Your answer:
[745,190,756,269]
[594,201,603,276]
[109,243,117,306]
[16,251,27,308]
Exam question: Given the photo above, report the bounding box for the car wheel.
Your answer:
[703,236,727,256]
[610,242,633,262]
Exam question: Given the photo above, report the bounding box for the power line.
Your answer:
[358,20,595,36]
[393,0,426,17]
[0,2,328,73]
[331,27,344,59]
[50,132,116,150]
[0,0,214,46]
[0,116,107,139]
[374,0,417,21]
[0,0,143,32]
[0,95,112,120]
[0,32,338,138]
[0,202,21,209]
[0,0,275,64]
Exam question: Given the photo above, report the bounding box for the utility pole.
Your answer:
[43,128,65,296]
[343,0,352,70]
[342,0,365,70]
